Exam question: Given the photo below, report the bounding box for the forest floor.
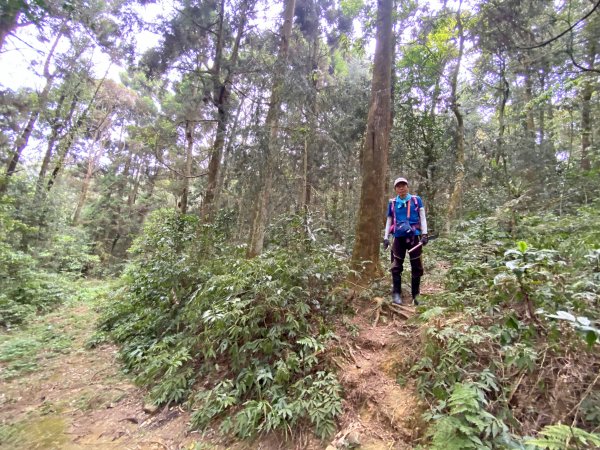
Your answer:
[0,283,196,450]
[0,270,445,450]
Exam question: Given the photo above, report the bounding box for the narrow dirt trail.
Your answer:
[329,296,423,450]
[0,297,194,450]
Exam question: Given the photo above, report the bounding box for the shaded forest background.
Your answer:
[1,0,599,448]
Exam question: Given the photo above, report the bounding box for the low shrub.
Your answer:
[98,209,348,439]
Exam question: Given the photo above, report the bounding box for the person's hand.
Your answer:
[421,234,428,246]
[383,238,390,250]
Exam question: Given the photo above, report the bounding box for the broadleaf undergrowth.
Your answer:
[97,209,347,439]
[410,204,600,448]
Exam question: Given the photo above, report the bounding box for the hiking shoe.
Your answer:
[413,297,419,306]
[392,293,402,305]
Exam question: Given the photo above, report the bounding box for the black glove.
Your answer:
[383,238,390,250]
[421,234,428,246]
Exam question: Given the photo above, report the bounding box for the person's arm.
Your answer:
[419,208,428,235]
[384,216,392,240]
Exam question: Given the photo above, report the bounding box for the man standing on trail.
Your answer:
[382,177,428,306]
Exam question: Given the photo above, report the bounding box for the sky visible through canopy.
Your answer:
[0,0,466,91]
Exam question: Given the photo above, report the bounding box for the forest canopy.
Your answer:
[0,0,598,448]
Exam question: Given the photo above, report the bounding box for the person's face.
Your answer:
[395,182,409,197]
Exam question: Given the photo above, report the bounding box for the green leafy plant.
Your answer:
[541,310,599,347]
[494,241,563,320]
[0,198,76,327]
[98,209,347,439]
[424,381,515,449]
[415,210,600,447]
[526,424,600,449]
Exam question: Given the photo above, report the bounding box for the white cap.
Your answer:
[394,177,408,187]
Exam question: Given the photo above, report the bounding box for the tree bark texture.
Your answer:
[46,77,105,192]
[580,40,596,171]
[247,0,296,258]
[523,68,536,142]
[180,120,194,214]
[580,79,593,171]
[72,138,105,225]
[35,84,81,201]
[351,0,393,277]
[445,5,466,233]
[495,58,509,175]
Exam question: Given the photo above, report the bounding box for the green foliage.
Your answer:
[37,227,100,274]
[412,316,501,402]
[526,424,600,450]
[0,279,106,378]
[0,321,74,379]
[98,209,347,438]
[425,381,515,450]
[340,0,364,17]
[413,206,600,446]
[0,199,75,327]
[542,310,599,347]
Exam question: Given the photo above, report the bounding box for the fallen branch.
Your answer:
[383,303,413,320]
[507,370,526,403]
[569,372,600,426]
[346,343,361,368]
[371,297,384,327]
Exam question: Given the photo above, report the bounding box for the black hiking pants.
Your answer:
[390,234,424,298]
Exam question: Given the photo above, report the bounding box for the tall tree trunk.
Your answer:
[445,4,466,233]
[180,120,194,214]
[538,68,546,147]
[72,137,105,225]
[300,36,320,214]
[580,40,596,171]
[495,56,509,175]
[247,0,296,258]
[46,77,105,192]
[106,139,133,258]
[202,0,252,219]
[35,85,81,201]
[523,68,536,142]
[128,158,142,209]
[1,31,63,192]
[351,0,393,277]
[580,80,593,171]
[217,98,243,204]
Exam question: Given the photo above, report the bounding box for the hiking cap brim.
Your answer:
[394,177,409,187]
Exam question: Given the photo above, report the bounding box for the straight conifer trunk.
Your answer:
[46,77,105,192]
[496,58,509,174]
[35,87,77,202]
[72,138,105,225]
[247,0,296,258]
[351,0,393,278]
[180,120,194,214]
[580,40,596,171]
[445,5,465,233]
[202,0,252,219]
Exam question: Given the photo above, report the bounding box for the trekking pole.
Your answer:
[408,242,422,254]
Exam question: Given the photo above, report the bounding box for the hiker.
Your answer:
[382,177,428,306]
